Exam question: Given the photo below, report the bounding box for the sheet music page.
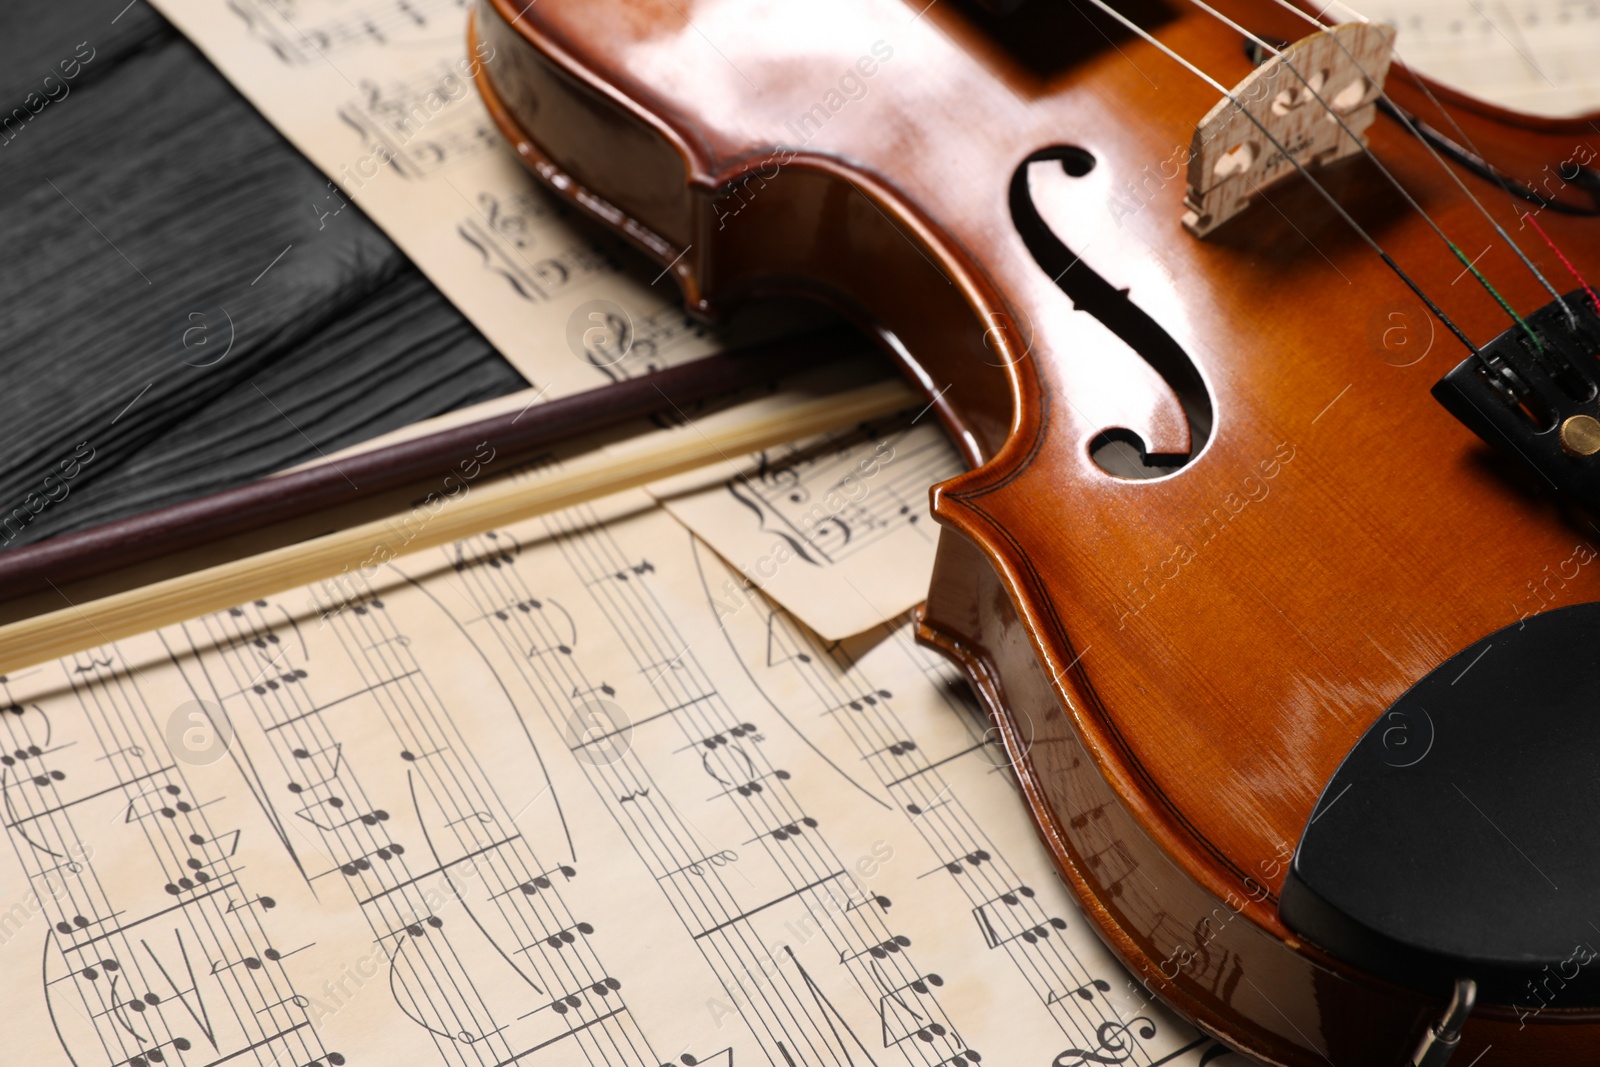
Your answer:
[0,493,1245,1067]
[647,410,965,641]
[143,0,816,393]
[1328,0,1600,115]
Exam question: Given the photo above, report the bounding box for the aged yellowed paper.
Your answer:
[0,493,1241,1067]
[649,413,963,641]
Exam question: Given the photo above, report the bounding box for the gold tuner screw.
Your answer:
[1560,414,1600,458]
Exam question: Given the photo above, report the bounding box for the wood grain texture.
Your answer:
[471,0,1600,1061]
[0,0,526,549]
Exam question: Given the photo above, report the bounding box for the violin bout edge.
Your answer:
[915,518,1455,1065]
[470,0,1600,1057]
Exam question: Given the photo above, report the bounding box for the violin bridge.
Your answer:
[1181,22,1396,238]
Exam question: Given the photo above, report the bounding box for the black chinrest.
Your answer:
[1282,601,1600,1007]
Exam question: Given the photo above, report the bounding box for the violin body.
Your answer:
[469,0,1600,1061]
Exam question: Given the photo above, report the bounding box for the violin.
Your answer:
[468,0,1600,1061]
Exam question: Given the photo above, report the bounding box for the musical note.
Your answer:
[973,886,1066,949]
[123,784,188,823]
[664,411,962,637]
[1048,979,1113,1006]
[750,816,818,843]
[492,864,578,898]
[904,799,951,817]
[712,766,790,799]
[36,856,86,898]
[113,1037,193,1066]
[239,628,282,666]
[490,599,542,621]
[847,893,892,913]
[188,828,241,859]
[976,912,1068,950]
[444,810,493,827]
[659,851,738,879]
[457,198,625,306]
[528,977,622,1017]
[697,722,759,750]
[74,957,119,982]
[52,914,96,936]
[296,795,389,831]
[840,935,911,963]
[335,843,406,876]
[225,894,278,914]
[334,62,496,178]
[522,921,595,953]
[851,690,893,710]
[163,867,218,895]
[286,742,344,794]
[251,668,307,694]
[209,948,285,975]
[377,915,445,942]
[922,849,992,877]
[877,972,947,1046]
[257,992,311,1014]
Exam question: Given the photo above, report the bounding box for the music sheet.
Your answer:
[0,494,1243,1067]
[647,411,965,642]
[1326,0,1600,116]
[144,0,812,395]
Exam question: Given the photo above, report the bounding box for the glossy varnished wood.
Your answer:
[469,0,1600,1060]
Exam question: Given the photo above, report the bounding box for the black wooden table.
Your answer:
[0,0,529,552]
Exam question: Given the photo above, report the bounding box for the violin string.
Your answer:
[1521,210,1600,314]
[1351,6,1600,318]
[1354,6,1564,211]
[1398,81,1600,316]
[1180,0,1545,351]
[1257,0,1583,331]
[1063,0,1485,357]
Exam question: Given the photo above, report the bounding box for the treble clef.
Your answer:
[1053,1019,1158,1067]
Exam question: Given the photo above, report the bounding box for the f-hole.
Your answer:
[1010,145,1214,478]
